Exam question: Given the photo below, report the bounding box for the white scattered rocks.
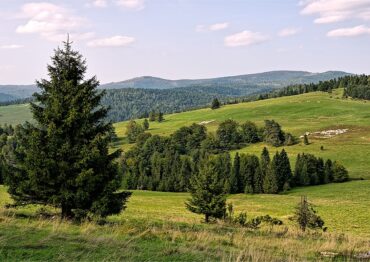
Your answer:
[320,251,338,258]
[300,129,349,139]
[199,120,215,125]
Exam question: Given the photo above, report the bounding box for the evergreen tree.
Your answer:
[211,98,221,109]
[229,153,240,193]
[149,110,156,121]
[157,111,164,122]
[263,156,279,194]
[186,158,227,222]
[276,149,292,191]
[324,159,334,182]
[260,147,270,189]
[293,196,325,232]
[5,40,131,219]
[143,118,150,130]
[216,119,241,150]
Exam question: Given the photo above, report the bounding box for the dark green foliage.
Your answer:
[126,120,145,143]
[216,119,241,150]
[149,110,156,121]
[143,119,149,130]
[211,98,221,109]
[229,153,240,194]
[186,157,227,222]
[263,120,285,147]
[239,154,260,194]
[240,121,260,143]
[332,161,349,182]
[293,196,326,232]
[157,111,164,122]
[275,149,292,191]
[4,41,131,219]
[263,155,279,194]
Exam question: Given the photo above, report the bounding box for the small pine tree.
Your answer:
[303,134,309,145]
[211,98,221,110]
[186,159,227,223]
[143,119,150,130]
[157,111,164,122]
[149,110,156,121]
[293,196,325,232]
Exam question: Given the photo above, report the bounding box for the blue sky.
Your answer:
[1,0,370,84]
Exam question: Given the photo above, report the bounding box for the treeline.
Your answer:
[0,124,16,184]
[122,121,347,193]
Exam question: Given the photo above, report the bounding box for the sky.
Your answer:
[1,0,370,84]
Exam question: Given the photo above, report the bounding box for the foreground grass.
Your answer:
[1,181,369,261]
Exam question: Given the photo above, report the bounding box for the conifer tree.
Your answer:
[276,149,292,191]
[143,118,150,130]
[158,111,164,122]
[5,40,131,219]
[211,98,221,109]
[263,155,279,194]
[149,110,156,121]
[186,158,227,222]
[260,147,270,190]
[229,153,240,193]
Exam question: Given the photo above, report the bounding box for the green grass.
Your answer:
[0,103,32,125]
[1,90,370,260]
[0,183,370,261]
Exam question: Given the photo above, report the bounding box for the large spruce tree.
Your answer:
[5,40,131,219]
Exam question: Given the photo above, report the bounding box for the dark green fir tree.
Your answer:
[5,39,131,219]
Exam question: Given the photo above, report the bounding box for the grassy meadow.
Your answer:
[1,90,370,260]
[1,181,370,261]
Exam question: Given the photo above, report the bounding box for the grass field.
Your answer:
[0,103,32,126]
[1,181,370,261]
[1,90,370,260]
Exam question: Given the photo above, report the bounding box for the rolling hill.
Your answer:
[113,89,370,180]
[0,70,351,101]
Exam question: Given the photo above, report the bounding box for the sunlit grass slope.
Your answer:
[114,90,370,179]
[0,182,369,261]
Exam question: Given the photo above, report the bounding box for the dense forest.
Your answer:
[121,120,348,193]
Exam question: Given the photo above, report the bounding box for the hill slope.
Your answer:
[114,89,370,180]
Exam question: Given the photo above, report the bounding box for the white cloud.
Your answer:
[87,35,135,47]
[15,2,89,41]
[210,22,229,31]
[115,0,145,10]
[196,22,229,32]
[327,25,370,37]
[224,30,269,47]
[300,0,370,24]
[278,27,301,37]
[0,44,24,49]
[91,0,108,8]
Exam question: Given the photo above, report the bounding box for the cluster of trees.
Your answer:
[0,124,16,184]
[148,110,164,122]
[342,75,370,100]
[122,121,347,194]
[294,154,349,185]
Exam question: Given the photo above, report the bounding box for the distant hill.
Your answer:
[101,71,352,90]
[0,70,351,102]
